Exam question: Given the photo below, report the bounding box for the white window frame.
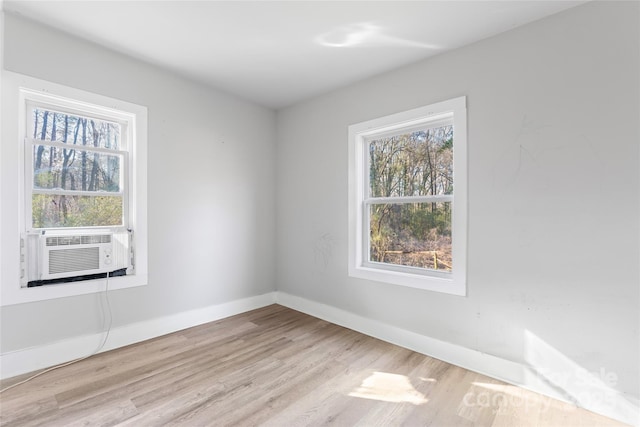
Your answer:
[348,96,467,296]
[0,71,148,306]
[24,93,131,232]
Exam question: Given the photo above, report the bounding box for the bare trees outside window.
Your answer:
[28,108,125,228]
[368,125,453,271]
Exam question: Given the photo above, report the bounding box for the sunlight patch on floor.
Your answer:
[348,371,429,405]
[471,382,525,396]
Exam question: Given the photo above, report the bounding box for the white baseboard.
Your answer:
[275,291,639,427]
[0,292,277,380]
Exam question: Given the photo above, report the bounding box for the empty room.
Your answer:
[0,1,638,426]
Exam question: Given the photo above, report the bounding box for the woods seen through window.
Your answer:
[28,107,127,229]
[368,125,453,271]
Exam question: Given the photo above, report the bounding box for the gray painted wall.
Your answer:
[276,1,639,400]
[1,14,277,351]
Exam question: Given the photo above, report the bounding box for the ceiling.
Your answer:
[3,1,585,109]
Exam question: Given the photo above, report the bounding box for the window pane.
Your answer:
[33,145,121,192]
[369,125,453,197]
[32,194,123,228]
[31,108,121,150]
[369,202,452,271]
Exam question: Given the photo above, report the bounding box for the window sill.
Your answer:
[349,265,466,296]
[1,274,148,306]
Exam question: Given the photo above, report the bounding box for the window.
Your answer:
[1,71,148,305]
[27,102,128,230]
[348,97,467,295]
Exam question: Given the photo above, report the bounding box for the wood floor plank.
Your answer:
[0,304,630,427]
[1,332,191,409]
[220,358,349,426]
[0,395,58,426]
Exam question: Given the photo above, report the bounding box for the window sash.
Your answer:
[362,199,454,273]
[31,193,125,229]
[26,138,127,156]
[28,138,127,195]
[365,195,453,205]
[363,126,454,200]
[363,259,453,279]
[32,189,125,198]
[25,99,129,151]
[360,114,453,143]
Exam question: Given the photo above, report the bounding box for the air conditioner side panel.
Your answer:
[112,231,131,272]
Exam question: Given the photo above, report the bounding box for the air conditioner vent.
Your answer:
[49,247,100,274]
[46,235,111,247]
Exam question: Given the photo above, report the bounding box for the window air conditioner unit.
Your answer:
[38,232,128,281]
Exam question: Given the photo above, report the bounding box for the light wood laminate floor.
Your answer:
[0,305,629,426]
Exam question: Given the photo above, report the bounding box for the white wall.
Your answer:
[1,14,277,352]
[276,0,639,422]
